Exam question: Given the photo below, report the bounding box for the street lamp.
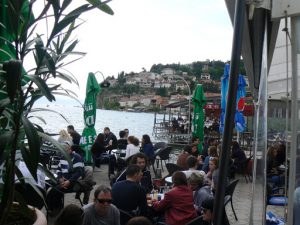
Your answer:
[94,71,110,88]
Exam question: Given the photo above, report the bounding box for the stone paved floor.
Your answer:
[47,163,287,225]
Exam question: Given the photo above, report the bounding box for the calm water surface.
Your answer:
[31,104,163,141]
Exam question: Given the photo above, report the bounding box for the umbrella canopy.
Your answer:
[192,84,206,154]
[220,64,247,133]
[80,72,101,163]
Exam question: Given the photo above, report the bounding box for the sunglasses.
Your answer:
[97,198,112,204]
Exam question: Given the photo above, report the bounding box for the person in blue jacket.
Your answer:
[141,134,154,162]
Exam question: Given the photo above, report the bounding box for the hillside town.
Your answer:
[98,62,228,113]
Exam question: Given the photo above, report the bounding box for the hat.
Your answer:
[201,197,214,211]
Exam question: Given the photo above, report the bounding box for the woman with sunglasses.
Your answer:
[82,185,120,225]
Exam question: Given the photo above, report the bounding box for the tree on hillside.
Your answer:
[155,87,168,97]
[191,61,203,78]
[117,71,126,85]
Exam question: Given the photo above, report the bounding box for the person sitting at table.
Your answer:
[152,171,197,225]
[202,146,218,173]
[117,130,128,150]
[184,155,206,179]
[82,185,120,225]
[46,142,84,215]
[104,127,118,152]
[231,141,246,171]
[91,133,106,168]
[116,153,153,193]
[125,136,140,160]
[276,142,286,166]
[200,197,230,225]
[112,164,148,216]
[267,145,283,186]
[58,129,73,144]
[141,134,154,163]
[188,172,213,215]
[176,145,192,169]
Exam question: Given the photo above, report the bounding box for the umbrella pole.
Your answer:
[213,0,246,225]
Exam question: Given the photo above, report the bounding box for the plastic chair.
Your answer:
[267,185,288,206]
[155,146,172,172]
[153,142,167,151]
[165,163,184,176]
[224,179,239,221]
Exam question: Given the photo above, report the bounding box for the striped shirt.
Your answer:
[57,152,84,182]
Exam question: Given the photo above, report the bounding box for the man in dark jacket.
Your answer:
[67,125,81,145]
[116,153,153,193]
[112,164,147,216]
[104,127,118,151]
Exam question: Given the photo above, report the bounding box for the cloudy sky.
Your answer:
[44,0,234,101]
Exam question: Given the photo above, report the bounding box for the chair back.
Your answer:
[166,163,184,176]
[15,183,46,210]
[119,209,133,225]
[153,142,167,151]
[246,158,253,175]
[225,179,239,196]
[185,216,204,225]
[157,147,172,160]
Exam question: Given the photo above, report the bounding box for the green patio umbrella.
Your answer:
[192,84,206,154]
[80,72,101,163]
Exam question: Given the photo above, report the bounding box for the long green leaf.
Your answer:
[29,108,70,123]
[52,92,83,107]
[56,71,79,85]
[86,0,114,15]
[37,131,71,166]
[38,164,56,185]
[21,115,41,180]
[0,131,14,161]
[59,21,75,54]
[61,0,72,11]
[50,4,89,40]
[28,115,46,125]
[25,75,55,101]
[0,98,10,114]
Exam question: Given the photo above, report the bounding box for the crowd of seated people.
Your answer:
[41,126,249,225]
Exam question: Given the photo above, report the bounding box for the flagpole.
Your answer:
[213,0,245,225]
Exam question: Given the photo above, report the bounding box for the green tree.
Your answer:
[155,87,168,97]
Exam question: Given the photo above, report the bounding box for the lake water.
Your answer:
[31,104,163,141]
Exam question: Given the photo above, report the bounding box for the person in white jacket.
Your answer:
[125,136,140,160]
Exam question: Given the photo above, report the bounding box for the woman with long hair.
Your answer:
[91,133,106,167]
[141,134,154,162]
[58,129,73,144]
[125,136,140,160]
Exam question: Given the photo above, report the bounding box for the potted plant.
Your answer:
[0,0,113,224]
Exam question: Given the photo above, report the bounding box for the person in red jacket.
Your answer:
[152,171,197,225]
